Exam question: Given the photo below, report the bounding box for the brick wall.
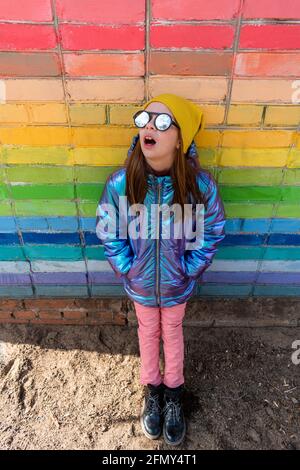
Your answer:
[0,0,299,305]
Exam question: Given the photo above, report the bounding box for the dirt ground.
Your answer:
[0,312,299,450]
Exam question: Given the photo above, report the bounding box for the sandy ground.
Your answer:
[0,317,299,450]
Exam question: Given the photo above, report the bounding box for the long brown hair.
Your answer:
[124,130,205,211]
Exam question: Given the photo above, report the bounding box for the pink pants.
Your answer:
[133,301,187,388]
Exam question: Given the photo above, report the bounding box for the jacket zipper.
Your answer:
[156,181,161,307]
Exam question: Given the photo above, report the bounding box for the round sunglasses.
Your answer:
[133,110,179,132]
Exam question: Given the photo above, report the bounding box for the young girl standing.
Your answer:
[96,93,226,446]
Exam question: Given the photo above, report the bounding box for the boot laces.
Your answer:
[163,397,181,423]
[146,393,161,414]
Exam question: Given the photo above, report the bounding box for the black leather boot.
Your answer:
[140,383,165,439]
[162,384,186,446]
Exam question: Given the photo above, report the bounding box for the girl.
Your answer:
[96,93,226,446]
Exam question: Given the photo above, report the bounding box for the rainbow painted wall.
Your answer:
[0,0,300,299]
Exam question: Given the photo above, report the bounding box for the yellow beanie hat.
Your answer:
[141,93,205,154]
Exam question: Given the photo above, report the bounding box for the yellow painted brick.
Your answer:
[69,104,106,124]
[0,104,28,123]
[74,147,126,165]
[66,79,144,102]
[27,103,67,124]
[4,147,73,165]
[72,126,137,147]
[0,127,71,145]
[199,104,225,125]
[109,105,143,125]
[264,106,300,126]
[149,77,228,102]
[227,105,263,125]
[219,148,289,167]
[222,130,293,148]
[287,148,300,168]
[195,130,221,148]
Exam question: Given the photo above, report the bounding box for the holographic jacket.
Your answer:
[96,134,226,307]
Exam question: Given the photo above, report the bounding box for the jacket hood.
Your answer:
[126,133,201,171]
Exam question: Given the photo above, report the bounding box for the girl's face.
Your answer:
[139,102,181,168]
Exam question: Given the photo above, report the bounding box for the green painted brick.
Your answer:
[282,169,300,185]
[7,166,74,183]
[275,204,300,217]
[217,168,283,185]
[224,203,274,218]
[11,184,75,200]
[76,184,104,200]
[5,146,71,163]
[14,200,77,216]
[78,202,98,217]
[23,245,83,260]
[0,184,9,199]
[0,201,13,216]
[75,166,120,183]
[220,186,281,203]
[280,187,300,201]
[0,169,5,183]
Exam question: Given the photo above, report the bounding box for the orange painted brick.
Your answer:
[231,79,296,103]
[5,79,64,101]
[66,78,144,103]
[235,53,300,77]
[149,77,228,102]
[64,53,144,77]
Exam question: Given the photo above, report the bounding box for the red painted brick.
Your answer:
[240,25,300,50]
[151,24,235,49]
[60,24,144,51]
[0,24,57,51]
[243,0,300,19]
[0,52,61,77]
[55,0,144,23]
[152,0,241,20]
[0,0,53,21]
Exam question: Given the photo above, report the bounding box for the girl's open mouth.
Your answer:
[144,136,157,148]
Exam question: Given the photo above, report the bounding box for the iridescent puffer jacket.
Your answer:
[96,134,226,307]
